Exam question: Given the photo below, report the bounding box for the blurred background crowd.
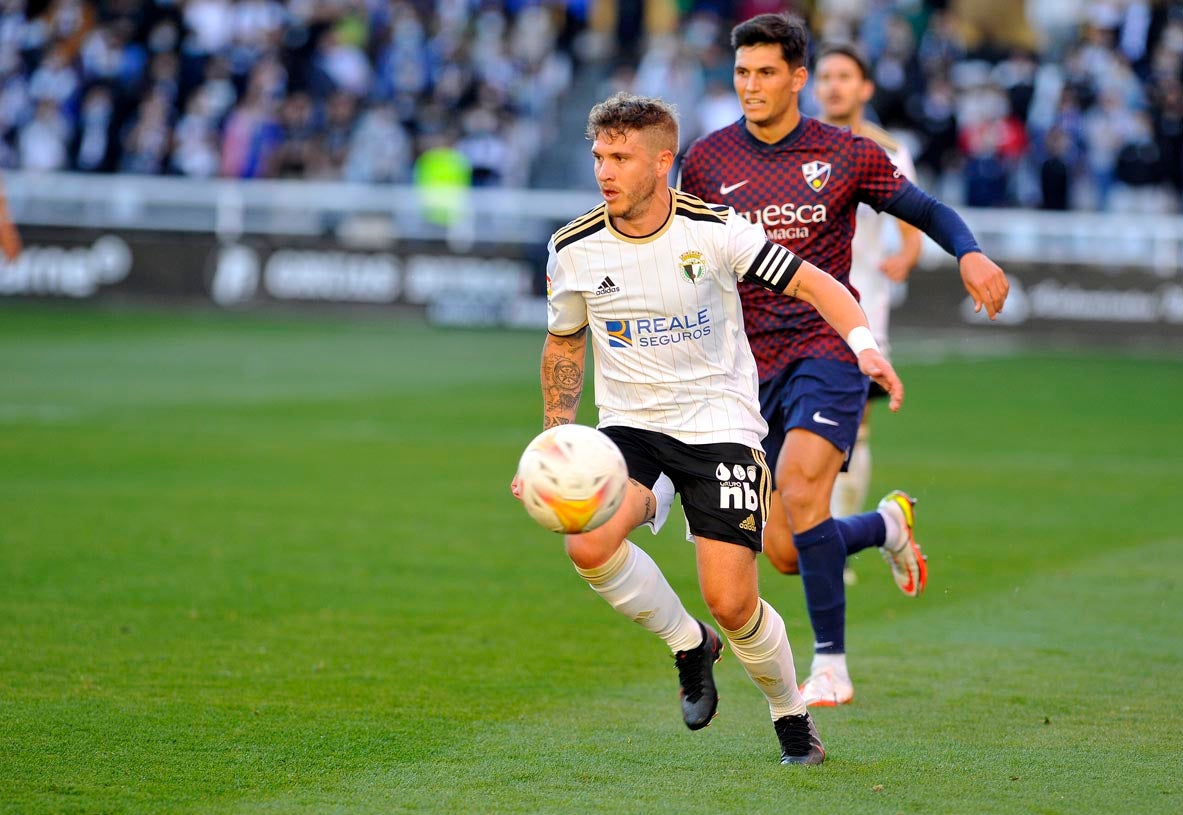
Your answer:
[3,0,1183,213]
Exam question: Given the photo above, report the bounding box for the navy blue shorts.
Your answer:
[759,358,869,478]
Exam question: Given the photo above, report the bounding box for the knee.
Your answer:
[564,531,624,571]
[778,470,831,530]
[704,590,756,632]
[780,472,825,513]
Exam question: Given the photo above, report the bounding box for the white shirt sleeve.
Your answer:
[726,210,802,292]
[893,141,917,183]
[545,239,588,336]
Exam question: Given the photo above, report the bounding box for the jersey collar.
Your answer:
[737,115,809,152]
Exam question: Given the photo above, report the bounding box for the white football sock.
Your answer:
[831,424,872,517]
[575,540,702,653]
[810,651,851,683]
[722,599,807,719]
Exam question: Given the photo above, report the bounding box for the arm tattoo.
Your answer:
[787,280,801,298]
[541,328,586,429]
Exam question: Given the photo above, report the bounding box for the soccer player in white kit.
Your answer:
[813,43,923,523]
[511,92,905,765]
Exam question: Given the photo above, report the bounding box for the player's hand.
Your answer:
[878,252,914,283]
[510,472,523,501]
[960,252,1009,320]
[857,349,904,412]
[0,226,20,262]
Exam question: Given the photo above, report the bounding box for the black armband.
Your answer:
[745,241,804,293]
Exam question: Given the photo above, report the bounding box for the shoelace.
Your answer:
[774,715,813,755]
[674,644,708,703]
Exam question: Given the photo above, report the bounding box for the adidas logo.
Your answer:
[594,276,621,295]
[739,514,758,532]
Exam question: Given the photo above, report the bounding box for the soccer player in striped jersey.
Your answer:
[679,13,1010,707]
[814,43,922,536]
[512,92,904,765]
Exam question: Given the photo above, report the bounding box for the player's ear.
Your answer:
[791,66,809,93]
[655,148,675,176]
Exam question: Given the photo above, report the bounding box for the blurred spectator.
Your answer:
[28,44,80,111]
[71,82,115,172]
[414,131,471,227]
[456,103,510,187]
[19,98,70,170]
[1083,90,1129,209]
[170,87,220,177]
[220,88,281,179]
[1152,80,1183,197]
[1113,110,1168,212]
[269,91,317,179]
[1039,127,1073,210]
[695,77,743,143]
[314,89,356,178]
[344,102,409,184]
[120,87,171,174]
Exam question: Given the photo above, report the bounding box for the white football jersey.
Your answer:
[851,123,916,357]
[546,189,800,448]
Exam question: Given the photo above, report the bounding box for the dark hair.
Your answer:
[730,13,810,69]
[815,41,872,80]
[585,91,679,153]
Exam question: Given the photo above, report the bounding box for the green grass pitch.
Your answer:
[1,304,1180,814]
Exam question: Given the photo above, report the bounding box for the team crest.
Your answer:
[678,250,706,283]
[802,161,832,192]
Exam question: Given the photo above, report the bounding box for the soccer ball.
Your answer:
[517,425,629,534]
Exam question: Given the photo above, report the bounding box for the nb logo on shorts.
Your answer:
[716,462,760,511]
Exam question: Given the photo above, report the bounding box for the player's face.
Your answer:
[814,53,873,122]
[734,44,806,128]
[592,129,669,222]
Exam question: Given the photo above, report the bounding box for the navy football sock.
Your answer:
[835,511,887,556]
[793,518,846,655]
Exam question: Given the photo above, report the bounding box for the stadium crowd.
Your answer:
[609,0,1183,213]
[3,0,1183,213]
[0,0,587,186]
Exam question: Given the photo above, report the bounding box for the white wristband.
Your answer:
[846,325,880,355]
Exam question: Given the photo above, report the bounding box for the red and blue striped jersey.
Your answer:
[679,116,907,380]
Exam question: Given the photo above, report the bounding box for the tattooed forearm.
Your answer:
[787,280,801,298]
[540,328,587,429]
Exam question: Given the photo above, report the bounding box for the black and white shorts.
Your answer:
[600,425,772,552]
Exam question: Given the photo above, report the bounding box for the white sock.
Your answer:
[831,425,872,517]
[722,599,807,719]
[575,541,702,653]
[810,651,850,683]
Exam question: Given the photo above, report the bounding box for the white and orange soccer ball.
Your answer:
[517,425,629,534]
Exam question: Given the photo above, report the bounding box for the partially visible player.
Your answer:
[0,175,22,262]
[679,13,1009,707]
[813,42,921,521]
[512,92,906,764]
